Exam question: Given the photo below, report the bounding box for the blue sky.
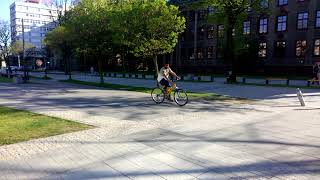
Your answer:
[0,0,15,21]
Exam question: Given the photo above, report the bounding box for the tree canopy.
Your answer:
[114,0,186,74]
[45,0,186,81]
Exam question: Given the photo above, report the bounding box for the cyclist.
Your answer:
[157,64,180,95]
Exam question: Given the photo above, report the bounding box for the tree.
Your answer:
[115,0,186,76]
[66,0,115,84]
[10,41,34,56]
[48,0,77,26]
[179,0,270,82]
[0,20,11,77]
[44,25,73,79]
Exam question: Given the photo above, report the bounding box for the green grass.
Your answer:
[30,75,52,80]
[61,79,242,102]
[0,106,93,145]
[0,76,11,83]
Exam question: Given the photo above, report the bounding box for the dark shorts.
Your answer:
[159,78,171,89]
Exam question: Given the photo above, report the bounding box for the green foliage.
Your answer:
[10,41,34,56]
[45,0,186,78]
[116,0,186,59]
[66,0,114,56]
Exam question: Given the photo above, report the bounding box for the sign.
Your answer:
[36,59,43,67]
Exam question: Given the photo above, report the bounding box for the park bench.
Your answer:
[265,77,290,85]
[307,79,320,86]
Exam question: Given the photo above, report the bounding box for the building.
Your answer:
[170,0,320,75]
[10,0,58,48]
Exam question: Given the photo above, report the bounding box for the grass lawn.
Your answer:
[30,75,52,80]
[0,76,11,83]
[61,79,247,102]
[0,106,92,145]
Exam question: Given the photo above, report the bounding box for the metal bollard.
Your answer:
[297,88,306,106]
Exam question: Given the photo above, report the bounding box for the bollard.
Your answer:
[297,88,306,106]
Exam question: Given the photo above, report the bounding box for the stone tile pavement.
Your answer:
[0,74,319,179]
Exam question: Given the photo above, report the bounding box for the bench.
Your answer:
[307,79,320,86]
[265,77,289,85]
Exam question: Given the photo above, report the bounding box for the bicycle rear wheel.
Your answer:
[174,89,188,106]
[151,88,165,104]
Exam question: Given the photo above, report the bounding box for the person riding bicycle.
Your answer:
[157,64,180,94]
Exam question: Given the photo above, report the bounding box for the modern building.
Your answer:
[169,0,320,75]
[10,0,58,48]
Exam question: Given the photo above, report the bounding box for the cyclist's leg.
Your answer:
[160,78,170,90]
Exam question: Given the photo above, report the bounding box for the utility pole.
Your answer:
[22,18,27,83]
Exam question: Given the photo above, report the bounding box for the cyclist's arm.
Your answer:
[164,76,173,84]
[170,70,180,80]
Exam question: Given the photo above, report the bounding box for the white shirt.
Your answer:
[157,67,173,82]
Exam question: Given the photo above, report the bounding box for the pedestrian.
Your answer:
[90,66,94,74]
[312,62,320,85]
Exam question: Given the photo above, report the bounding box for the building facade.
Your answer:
[171,0,320,75]
[10,0,58,48]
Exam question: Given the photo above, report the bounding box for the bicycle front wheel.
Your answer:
[174,89,188,106]
[151,87,165,104]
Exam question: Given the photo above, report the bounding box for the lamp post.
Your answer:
[22,18,27,83]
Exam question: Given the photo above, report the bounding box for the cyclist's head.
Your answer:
[164,64,170,69]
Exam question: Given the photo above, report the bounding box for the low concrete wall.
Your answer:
[200,76,213,82]
[116,73,124,78]
[145,75,155,79]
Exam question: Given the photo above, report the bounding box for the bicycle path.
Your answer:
[30,72,320,106]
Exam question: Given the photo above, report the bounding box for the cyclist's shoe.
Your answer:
[166,94,173,101]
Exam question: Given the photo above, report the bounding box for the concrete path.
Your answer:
[0,75,319,179]
[31,71,320,103]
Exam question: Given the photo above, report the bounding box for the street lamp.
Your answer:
[0,43,4,71]
[22,18,28,83]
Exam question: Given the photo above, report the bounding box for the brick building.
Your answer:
[168,0,320,75]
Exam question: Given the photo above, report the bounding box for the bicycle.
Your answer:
[151,79,189,106]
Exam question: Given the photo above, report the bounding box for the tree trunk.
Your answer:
[68,56,72,80]
[153,55,159,75]
[5,58,12,78]
[98,57,104,84]
[225,19,236,83]
[153,55,159,87]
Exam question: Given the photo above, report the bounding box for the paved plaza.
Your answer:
[0,74,320,179]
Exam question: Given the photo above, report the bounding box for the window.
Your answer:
[297,12,308,30]
[208,7,214,15]
[198,10,206,20]
[314,40,320,56]
[258,42,267,58]
[207,47,214,59]
[207,26,214,39]
[316,11,320,28]
[197,48,204,59]
[189,48,195,60]
[260,0,269,8]
[259,18,268,34]
[275,41,286,57]
[243,21,251,35]
[198,27,205,40]
[181,48,187,60]
[277,15,287,32]
[218,25,224,38]
[278,0,288,6]
[296,40,307,57]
